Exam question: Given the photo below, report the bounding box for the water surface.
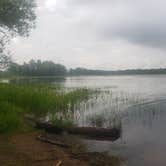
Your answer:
[65,75,166,166]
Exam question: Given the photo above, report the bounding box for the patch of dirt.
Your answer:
[0,132,87,166]
[0,132,121,166]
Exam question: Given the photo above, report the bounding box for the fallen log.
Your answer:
[35,121,121,141]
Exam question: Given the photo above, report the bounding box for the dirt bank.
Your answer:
[0,132,121,166]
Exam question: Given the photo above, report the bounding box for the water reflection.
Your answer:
[73,90,143,128]
[65,76,166,166]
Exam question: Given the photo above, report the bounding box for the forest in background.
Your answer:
[1,59,166,77]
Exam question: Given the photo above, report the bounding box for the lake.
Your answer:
[64,75,166,166]
[1,75,166,166]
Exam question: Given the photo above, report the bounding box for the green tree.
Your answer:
[8,60,67,76]
[0,53,11,70]
[0,0,36,69]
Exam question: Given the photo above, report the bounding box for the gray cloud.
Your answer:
[63,0,166,48]
[9,0,166,69]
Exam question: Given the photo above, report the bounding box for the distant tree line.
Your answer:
[8,60,67,76]
[69,67,166,76]
[2,61,166,77]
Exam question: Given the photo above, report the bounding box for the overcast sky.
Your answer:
[9,0,166,70]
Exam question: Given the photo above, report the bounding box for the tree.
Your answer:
[8,60,67,76]
[0,0,36,69]
[0,53,11,70]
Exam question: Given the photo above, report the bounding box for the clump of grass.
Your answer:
[0,84,91,116]
[51,116,74,132]
[0,101,22,133]
[87,114,106,127]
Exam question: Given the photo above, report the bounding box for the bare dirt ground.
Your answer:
[0,132,121,166]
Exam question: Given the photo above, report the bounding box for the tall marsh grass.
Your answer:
[0,83,92,133]
[0,101,22,133]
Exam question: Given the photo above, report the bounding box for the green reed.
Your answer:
[0,83,92,133]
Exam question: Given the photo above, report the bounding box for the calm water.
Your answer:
[2,75,166,166]
[62,75,166,166]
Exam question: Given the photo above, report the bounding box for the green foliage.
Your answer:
[8,60,67,76]
[0,0,36,37]
[69,67,166,75]
[0,84,58,116]
[51,115,74,130]
[5,59,166,76]
[0,83,92,133]
[0,53,11,70]
[0,101,22,133]
[0,0,36,69]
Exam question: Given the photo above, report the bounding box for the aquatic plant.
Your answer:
[0,83,93,133]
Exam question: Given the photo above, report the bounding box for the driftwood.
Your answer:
[36,121,121,141]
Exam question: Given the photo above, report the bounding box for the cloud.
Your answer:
[61,0,166,48]
[9,0,166,69]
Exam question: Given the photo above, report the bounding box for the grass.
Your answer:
[0,83,92,133]
[0,82,123,165]
[51,115,74,130]
[87,114,106,127]
[0,101,22,133]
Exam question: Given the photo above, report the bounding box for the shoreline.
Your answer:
[0,131,121,166]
